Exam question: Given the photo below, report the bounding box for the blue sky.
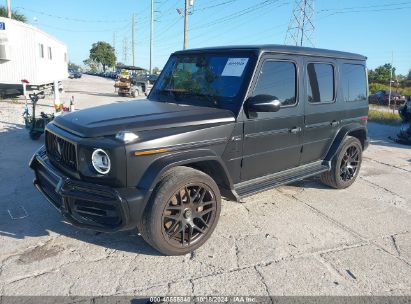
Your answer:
[10,0,411,75]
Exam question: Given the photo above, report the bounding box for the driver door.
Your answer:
[241,55,304,181]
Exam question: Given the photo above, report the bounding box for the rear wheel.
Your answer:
[138,167,221,255]
[320,136,362,189]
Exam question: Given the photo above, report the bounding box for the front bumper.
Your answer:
[29,146,145,232]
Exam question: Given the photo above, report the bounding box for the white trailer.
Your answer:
[0,17,68,97]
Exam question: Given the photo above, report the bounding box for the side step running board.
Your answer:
[234,162,330,199]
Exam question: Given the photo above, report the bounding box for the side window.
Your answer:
[342,64,367,102]
[307,63,334,103]
[48,47,52,60]
[39,44,44,58]
[252,60,297,106]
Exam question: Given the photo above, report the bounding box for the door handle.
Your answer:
[231,135,242,142]
[330,120,340,127]
[290,127,302,134]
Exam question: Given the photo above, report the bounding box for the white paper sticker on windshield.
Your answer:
[221,58,249,77]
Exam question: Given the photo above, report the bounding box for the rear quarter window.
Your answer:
[341,64,367,102]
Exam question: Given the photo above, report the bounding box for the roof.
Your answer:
[117,65,146,71]
[173,44,367,61]
[0,17,67,47]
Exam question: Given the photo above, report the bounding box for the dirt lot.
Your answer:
[0,75,410,296]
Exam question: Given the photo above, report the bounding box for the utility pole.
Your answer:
[132,13,135,67]
[388,51,393,109]
[113,32,116,57]
[183,0,189,50]
[150,0,153,73]
[285,0,315,47]
[6,0,12,18]
[123,38,128,64]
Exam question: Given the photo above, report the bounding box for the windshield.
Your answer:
[149,53,253,114]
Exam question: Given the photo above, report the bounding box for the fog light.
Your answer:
[91,149,111,174]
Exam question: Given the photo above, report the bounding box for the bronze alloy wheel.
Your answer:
[161,183,217,247]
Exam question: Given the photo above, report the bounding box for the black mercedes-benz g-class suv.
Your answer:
[30,45,369,255]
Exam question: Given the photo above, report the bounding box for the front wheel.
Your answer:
[320,136,363,189]
[138,167,221,255]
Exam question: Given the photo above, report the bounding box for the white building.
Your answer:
[0,17,68,96]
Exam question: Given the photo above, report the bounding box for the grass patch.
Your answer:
[368,109,402,125]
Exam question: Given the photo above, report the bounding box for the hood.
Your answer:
[52,99,235,137]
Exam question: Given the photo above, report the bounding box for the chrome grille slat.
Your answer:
[45,131,77,171]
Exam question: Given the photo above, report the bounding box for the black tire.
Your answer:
[138,166,221,255]
[320,136,362,189]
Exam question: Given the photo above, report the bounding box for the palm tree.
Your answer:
[0,6,27,22]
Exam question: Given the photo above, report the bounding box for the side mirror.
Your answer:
[247,95,281,113]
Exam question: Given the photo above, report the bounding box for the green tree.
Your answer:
[0,6,27,22]
[407,69,411,80]
[88,41,116,72]
[83,58,99,72]
[152,67,161,74]
[368,63,396,84]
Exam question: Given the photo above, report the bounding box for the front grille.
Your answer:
[45,131,77,171]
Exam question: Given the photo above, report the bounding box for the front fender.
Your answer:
[138,148,233,192]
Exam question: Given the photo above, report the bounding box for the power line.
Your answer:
[37,21,131,33]
[15,6,129,23]
[319,1,411,13]
[156,0,284,48]
[188,0,280,32]
[195,0,239,11]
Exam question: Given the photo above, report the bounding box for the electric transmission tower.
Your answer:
[123,38,128,63]
[284,0,315,47]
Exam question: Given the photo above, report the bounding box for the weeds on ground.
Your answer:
[368,108,402,125]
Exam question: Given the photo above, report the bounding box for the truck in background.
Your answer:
[0,17,68,97]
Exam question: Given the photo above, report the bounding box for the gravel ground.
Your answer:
[0,75,410,297]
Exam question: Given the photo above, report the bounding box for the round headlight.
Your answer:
[91,149,111,174]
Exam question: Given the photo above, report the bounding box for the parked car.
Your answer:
[368,90,406,105]
[73,70,82,78]
[147,74,158,84]
[68,69,82,79]
[30,45,369,255]
[68,70,75,79]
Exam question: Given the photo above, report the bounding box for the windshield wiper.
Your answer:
[157,89,180,102]
[178,92,220,107]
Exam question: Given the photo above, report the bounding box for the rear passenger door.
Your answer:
[241,55,304,181]
[301,59,343,164]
